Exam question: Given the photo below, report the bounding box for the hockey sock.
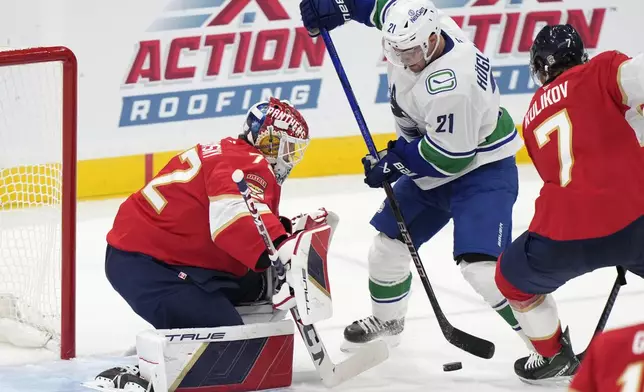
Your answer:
[496,268,563,357]
[494,299,522,332]
[369,233,413,321]
[531,321,563,357]
[511,296,562,357]
[369,273,412,320]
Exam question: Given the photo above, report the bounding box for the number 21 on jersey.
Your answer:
[533,109,574,187]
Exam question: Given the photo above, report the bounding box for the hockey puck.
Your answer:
[443,362,463,372]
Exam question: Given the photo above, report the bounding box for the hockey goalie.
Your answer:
[84,98,386,392]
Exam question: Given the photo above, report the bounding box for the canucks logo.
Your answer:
[426,69,458,95]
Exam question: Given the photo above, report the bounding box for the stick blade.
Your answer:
[444,326,495,359]
[321,340,389,388]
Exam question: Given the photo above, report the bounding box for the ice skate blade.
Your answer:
[518,375,573,387]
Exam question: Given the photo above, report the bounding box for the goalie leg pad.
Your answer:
[235,303,288,324]
[136,321,294,392]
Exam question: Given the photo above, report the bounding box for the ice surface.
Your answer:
[1,166,643,392]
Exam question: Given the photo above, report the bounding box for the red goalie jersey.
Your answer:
[522,51,644,241]
[107,137,287,277]
[570,323,644,392]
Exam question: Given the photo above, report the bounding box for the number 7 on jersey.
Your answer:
[534,109,574,187]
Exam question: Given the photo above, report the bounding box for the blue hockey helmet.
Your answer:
[530,24,588,85]
[241,97,310,185]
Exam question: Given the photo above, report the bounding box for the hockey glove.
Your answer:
[279,215,294,235]
[362,139,416,188]
[281,208,336,235]
[272,280,296,311]
[272,231,299,281]
[299,0,356,37]
[270,230,303,312]
[290,208,339,232]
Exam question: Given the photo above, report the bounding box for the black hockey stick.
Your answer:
[320,29,495,359]
[231,170,389,387]
[577,266,627,360]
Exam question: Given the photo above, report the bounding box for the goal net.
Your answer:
[0,47,77,360]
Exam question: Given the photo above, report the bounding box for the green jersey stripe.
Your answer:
[479,107,516,148]
[419,138,475,175]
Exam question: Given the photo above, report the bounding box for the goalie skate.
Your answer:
[341,316,404,353]
[82,365,152,392]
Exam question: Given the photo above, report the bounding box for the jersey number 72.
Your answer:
[141,148,202,214]
[534,109,574,187]
[140,147,267,214]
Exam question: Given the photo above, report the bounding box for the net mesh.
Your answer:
[0,56,63,344]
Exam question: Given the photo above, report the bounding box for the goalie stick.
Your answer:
[320,29,495,360]
[231,169,389,388]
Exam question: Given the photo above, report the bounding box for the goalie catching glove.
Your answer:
[272,208,339,325]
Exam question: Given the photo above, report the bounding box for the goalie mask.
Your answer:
[242,98,310,185]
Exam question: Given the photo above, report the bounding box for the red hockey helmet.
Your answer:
[242,97,310,184]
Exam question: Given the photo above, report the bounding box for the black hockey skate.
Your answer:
[341,315,404,353]
[87,365,153,392]
[514,327,580,385]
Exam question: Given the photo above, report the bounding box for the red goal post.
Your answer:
[0,47,77,360]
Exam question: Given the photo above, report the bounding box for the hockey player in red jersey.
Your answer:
[105,97,320,329]
[494,24,644,383]
[569,323,644,392]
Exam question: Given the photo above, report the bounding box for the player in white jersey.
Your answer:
[300,0,529,352]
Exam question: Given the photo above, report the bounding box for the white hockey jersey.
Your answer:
[384,16,523,190]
